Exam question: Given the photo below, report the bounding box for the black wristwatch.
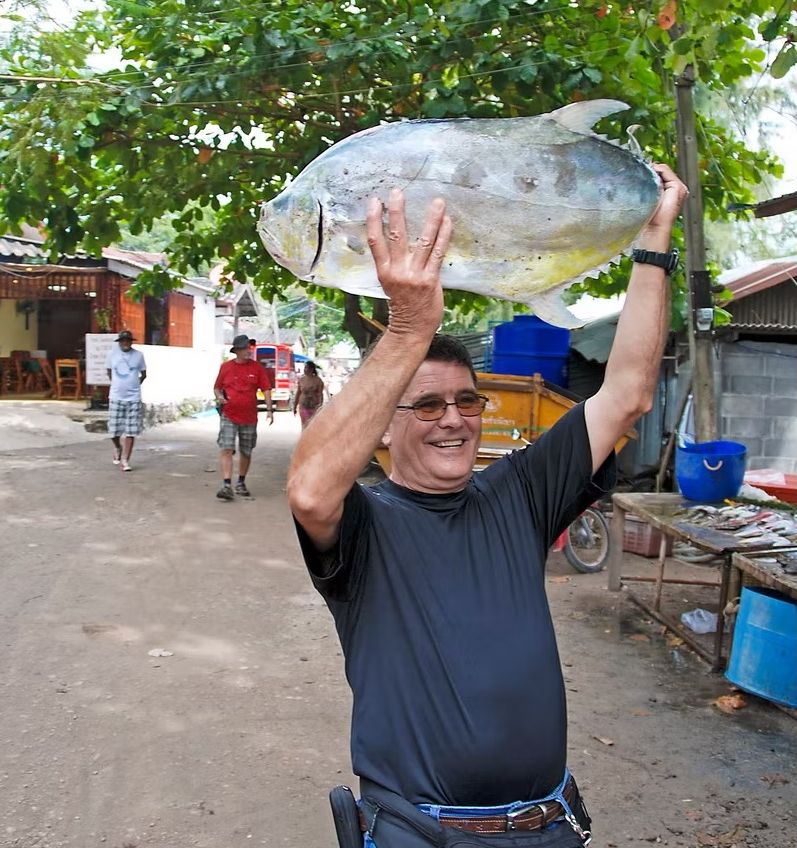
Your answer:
[631,247,679,275]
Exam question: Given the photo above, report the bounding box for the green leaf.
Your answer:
[673,37,694,56]
[770,44,797,79]
[713,306,733,327]
[759,18,782,42]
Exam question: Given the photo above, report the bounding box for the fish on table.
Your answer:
[257,99,662,328]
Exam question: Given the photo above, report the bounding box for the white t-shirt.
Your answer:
[106,347,147,402]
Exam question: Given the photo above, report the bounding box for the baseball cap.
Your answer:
[115,330,134,341]
[230,334,250,352]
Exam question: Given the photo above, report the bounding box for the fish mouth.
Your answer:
[309,201,324,274]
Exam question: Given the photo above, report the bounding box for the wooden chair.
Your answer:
[9,351,29,392]
[38,358,56,396]
[0,357,13,394]
[54,359,82,399]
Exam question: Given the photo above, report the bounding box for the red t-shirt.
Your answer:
[214,358,273,425]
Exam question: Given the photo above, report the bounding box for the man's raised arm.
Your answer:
[585,163,689,472]
[287,190,452,551]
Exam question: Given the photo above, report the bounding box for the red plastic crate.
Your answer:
[744,470,797,504]
[623,516,673,558]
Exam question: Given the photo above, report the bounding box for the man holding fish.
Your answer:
[287,161,687,847]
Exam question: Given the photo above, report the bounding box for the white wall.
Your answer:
[191,295,220,350]
[137,343,227,405]
[0,300,37,355]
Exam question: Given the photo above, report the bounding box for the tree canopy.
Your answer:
[1,0,795,343]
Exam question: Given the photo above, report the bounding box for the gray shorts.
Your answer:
[217,416,258,455]
[108,400,143,437]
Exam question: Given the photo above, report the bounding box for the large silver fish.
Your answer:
[257,99,661,328]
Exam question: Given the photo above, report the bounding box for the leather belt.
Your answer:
[359,777,578,834]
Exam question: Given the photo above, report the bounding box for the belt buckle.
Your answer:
[505,802,547,832]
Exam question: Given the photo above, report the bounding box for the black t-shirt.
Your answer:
[295,403,615,806]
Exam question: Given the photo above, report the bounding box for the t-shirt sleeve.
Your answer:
[138,353,147,371]
[493,402,615,549]
[293,483,372,602]
[105,350,113,370]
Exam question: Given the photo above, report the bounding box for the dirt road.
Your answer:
[1,408,795,848]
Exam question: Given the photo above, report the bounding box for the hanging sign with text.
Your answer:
[84,334,116,386]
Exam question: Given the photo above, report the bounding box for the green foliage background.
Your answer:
[1,0,795,328]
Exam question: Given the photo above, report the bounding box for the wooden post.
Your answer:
[674,65,717,441]
[608,497,626,592]
[653,534,669,611]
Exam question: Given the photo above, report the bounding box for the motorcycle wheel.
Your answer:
[563,507,610,574]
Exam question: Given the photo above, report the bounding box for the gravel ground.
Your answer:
[1,404,795,848]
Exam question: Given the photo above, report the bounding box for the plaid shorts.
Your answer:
[107,400,143,437]
[217,416,258,455]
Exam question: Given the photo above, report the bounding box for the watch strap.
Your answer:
[631,248,679,275]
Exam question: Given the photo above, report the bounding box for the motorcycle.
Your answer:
[553,503,611,574]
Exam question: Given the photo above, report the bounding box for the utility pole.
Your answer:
[674,63,717,441]
[270,296,280,343]
[308,299,317,359]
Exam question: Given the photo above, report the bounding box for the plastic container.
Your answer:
[492,315,570,387]
[726,586,797,708]
[675,440,746,502]
[622,516,673,558]
[743,469,797,504]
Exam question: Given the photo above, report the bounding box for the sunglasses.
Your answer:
[395,394,489,422]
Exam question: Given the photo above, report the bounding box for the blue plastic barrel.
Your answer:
[726,586,797,708]
[492,315,570,386]
[675,440,746,502]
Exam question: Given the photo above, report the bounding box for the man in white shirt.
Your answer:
[105,330,147,471]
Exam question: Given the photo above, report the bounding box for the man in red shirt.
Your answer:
[213,334,274,500]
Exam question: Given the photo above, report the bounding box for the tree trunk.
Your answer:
[343,293,389,354]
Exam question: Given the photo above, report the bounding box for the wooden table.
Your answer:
[731,551,797,602]
[607,493,797,670]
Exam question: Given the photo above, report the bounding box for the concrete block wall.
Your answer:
[719,341,797,474]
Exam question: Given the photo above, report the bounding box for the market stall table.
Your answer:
[607,492,797,670]
[730,551,797,602]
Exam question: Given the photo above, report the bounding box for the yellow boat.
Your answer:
[374,372,634,476]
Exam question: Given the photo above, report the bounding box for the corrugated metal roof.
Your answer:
[726,279,797,331]
[716,256,797,332]
[102,246,169,270]
[718,255,797,300]
[569,312,620,363]
[0,237,45,259]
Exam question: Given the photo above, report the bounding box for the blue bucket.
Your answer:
[726,587,797,708]
[675,440,746,502]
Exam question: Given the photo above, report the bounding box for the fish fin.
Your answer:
[625,124,644,158]
[334,277,388,300]
[549,99,629,135]
[528,288,586,329]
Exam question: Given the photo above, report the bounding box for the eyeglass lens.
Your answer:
[414,396,487,420]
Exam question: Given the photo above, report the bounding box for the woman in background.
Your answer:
[293,361,325,429]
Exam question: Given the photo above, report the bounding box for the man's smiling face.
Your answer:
[385,360,481,494]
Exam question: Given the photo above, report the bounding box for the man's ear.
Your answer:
[382,429,391,447]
